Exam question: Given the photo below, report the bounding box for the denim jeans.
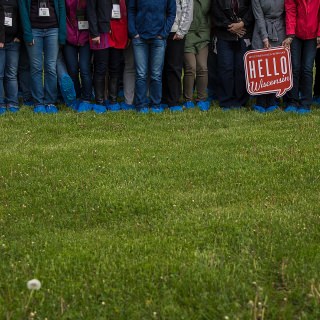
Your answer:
[286,38,317,107]
[63,43,92,101]
[0,41,20,107]
[132,37,166,109]
[216,38,250,108]
[26,28,59,105]
[18,42,32,102]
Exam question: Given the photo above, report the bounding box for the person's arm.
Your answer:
[18,0,33,44]
[161,0,176,38]
[211,0,231,29]
[284,0,296,37]
[175,0,193,39]
[252,0,269,47]
[241,2,254,29]
[87,0,99,38]
[127,0,138,38]
[282,0,296,48]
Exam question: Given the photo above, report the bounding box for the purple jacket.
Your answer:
[65,0,89,46]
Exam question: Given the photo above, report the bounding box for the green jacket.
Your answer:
[184,0,211,53]
[18,0,66,45]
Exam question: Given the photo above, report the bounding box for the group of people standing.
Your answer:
[0,0,319,115]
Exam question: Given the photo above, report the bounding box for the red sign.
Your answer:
[244,47,293,98]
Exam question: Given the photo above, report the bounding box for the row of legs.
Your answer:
[1,33,320,109]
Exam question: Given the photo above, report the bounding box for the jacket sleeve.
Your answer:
[0,5,5,43]
[127,0,138,38]
[161,0,176,38]
[87,0,99,38]
[318,10,320,37]
[285,0,296,36]
[176,0,193,38]
[211,0,231,29]
[58,0,66,44]
[252,0,267,41]
[241,3,254,28]
[18,0,33,43]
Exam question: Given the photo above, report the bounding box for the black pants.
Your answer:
[93,48,109,104]
[256,93,276,108]
[314,49,320,97]
[108,48,124,103]
[162,33,185,106]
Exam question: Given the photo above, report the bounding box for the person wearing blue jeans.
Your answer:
[19,0,66,114]
[63,43,91,103]
[212,0,254,110]
[128,0,176,113]
[0,0,21,114]
[282,0,320,114]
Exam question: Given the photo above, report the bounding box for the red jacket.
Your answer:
[108,0,128,49]
[285,0,320,40]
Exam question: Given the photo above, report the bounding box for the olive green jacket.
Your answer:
[184,0,211,53]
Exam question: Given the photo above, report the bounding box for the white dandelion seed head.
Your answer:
[27,279,41,290]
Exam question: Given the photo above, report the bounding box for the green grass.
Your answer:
[1,105,320,319]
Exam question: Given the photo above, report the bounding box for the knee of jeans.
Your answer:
[5,68,18,79]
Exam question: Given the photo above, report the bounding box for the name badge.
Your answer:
[39,7,50,16]
[78,21,89,30]
[4,16,12,27]
[111,4,121,19]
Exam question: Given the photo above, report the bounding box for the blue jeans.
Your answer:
[132,37,166,109]
[286,37,317,108]
[0,41,20,107]
[63,43,92,101]
[26,28,59,105]
[18,42,32,101]
[216,38,250,108]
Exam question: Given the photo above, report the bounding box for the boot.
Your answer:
[93,76,105,105]
[108,77,119,104]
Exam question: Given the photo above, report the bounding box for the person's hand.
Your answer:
[282,37,293,48]
[0,42,4,48]
[13,38,20,43]
[28,39,35,46]
[317,37,320,48]
[173,33,183,40]
[91,36,100,44]
[228,21,245,34]
[263,38,271,49]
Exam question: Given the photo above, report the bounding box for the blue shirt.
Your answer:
[128,0,176,39]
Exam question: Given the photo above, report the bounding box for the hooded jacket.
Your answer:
[285,0,320,39]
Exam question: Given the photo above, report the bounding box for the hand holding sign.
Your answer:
[244,47,293,98]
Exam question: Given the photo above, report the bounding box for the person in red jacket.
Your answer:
[282,0,320,114]
[105,0,128,111]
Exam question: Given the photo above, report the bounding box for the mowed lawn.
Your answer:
[0,105,320,319]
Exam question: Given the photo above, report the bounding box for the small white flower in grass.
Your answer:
[27,279,41,290]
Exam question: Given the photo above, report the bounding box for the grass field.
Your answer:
[1,105,320,319]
